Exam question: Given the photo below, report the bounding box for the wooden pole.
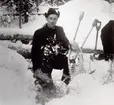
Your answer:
[19,0,22,29]
[36,0,39,13]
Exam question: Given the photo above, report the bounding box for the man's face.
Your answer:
[46,14,58,28]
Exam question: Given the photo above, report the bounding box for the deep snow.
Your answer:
[1,46,114,105]
[0,46,36,105]
[47,54,114,105]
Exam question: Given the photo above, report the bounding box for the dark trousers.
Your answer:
[41,54,70,78]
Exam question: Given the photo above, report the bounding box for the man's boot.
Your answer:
[61,74,71,85]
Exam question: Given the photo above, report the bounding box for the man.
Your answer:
[100,20,114,61]
[31,8,71,86]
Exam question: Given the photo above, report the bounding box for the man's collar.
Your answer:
[46,24,56,30]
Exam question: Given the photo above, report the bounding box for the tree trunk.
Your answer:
[0,40,31,59]
[0,34,33,44]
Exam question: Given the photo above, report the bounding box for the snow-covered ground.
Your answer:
[1,0,114,105]
[1,46,114,105]
[47,53,114,105]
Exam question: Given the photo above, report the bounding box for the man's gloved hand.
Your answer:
[53,45,60,55]
[43,45,52,56]
[58,46,69,55]
[70,40,80,53]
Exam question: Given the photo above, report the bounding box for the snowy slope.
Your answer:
[0,46,36,105]
[1,48,113,105]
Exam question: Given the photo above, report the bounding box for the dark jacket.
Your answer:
[31,24,70,71]
[101,20,114,54]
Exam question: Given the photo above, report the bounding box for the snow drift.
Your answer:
[0,46,36,105]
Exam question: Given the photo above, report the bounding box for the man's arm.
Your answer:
[31,30,41,71]
[56,26,70,50]
[101,20,113,37]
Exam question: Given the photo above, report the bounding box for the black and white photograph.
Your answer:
[0,0,114,105]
